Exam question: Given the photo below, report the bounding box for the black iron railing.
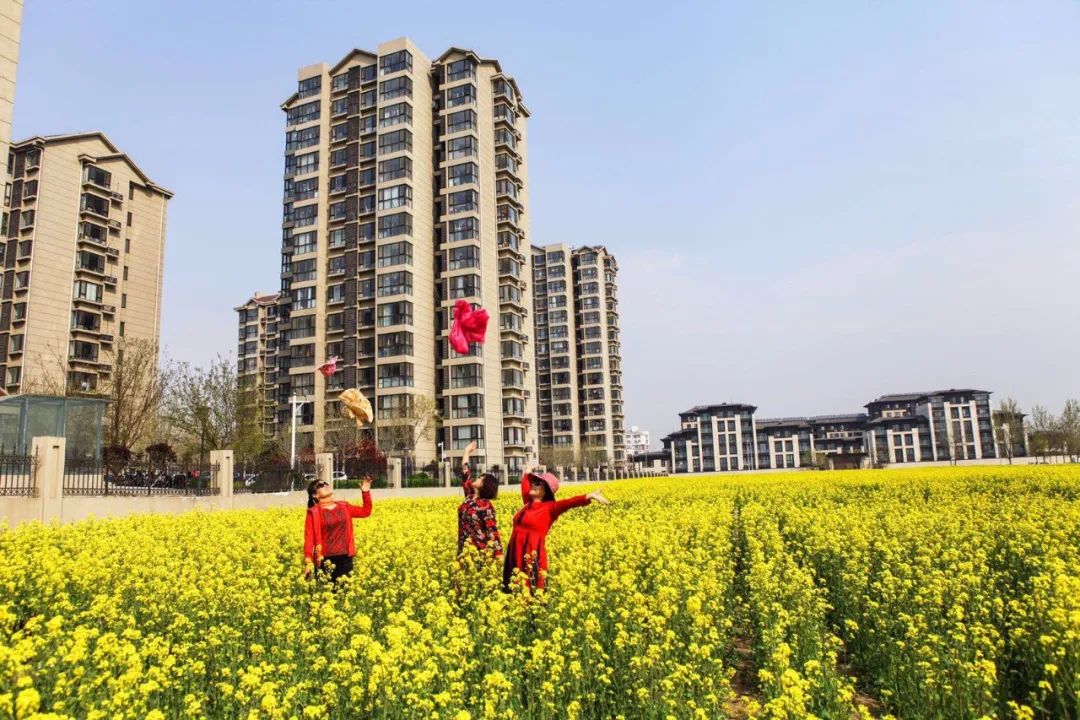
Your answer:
[0,452,36,496]
[63,459,220,496]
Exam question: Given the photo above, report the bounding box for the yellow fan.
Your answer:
[340,388,373,427]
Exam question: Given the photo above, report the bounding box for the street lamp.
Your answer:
[290,395,310,469]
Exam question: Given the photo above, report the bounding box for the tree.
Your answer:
[993,397,1023,464]
[539,445,576,470]
[1061,399,1080,463]
[162,355,243,460]
[103,338,171,450]
[20,337,170,451]
[1028,405,1058,463]
[376,394,440,460]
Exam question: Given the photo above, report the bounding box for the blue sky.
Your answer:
[14,1,1080,445]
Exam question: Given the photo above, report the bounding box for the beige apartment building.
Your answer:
[0,1,21,180]
[532,244,625,466]
[273,39,537,473]
[235,292,281,434]
[0,133,171,393]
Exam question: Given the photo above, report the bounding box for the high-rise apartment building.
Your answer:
[532,244,625,466]
[0,1,21,180]
[0,133,171,393]
[273,40,536,473]
[236,292,281,434]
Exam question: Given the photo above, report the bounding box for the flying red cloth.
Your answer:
[449,300,489,355]
[317,356,339,378]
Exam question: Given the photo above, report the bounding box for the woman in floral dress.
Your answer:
[457,441,503,558]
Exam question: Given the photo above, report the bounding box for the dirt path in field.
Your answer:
[724,500,887,719]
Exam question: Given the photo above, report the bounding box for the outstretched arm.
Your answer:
[550,494,592,520]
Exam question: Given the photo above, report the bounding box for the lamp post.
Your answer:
[290,395,309,469]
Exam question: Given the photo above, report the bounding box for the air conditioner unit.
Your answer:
[110,191,124,202]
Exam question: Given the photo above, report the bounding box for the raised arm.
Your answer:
[346,477,373,518]
[520,464,541,504]
[461,441,478,496]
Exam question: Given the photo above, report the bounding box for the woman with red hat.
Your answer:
[502,466,609,592]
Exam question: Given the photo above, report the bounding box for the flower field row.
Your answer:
[1,466,1078,718]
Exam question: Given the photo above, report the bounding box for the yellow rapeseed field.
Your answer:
[1,466,1078,719]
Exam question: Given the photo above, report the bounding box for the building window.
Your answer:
[330,149,347,167]
[327,284,345,304]
[377,301,412,327]
[496,153,518,173]
[378,241,412,267]
[332,97,347,116]
[447,136,476,160]
[9,334,23,353]
[446,58,475,82]
[297,76,321,99]
[76,250,106,273]
[286,101,320,126]
[378,184,412,210]
[292,286,316,310]
[446,84,476,108]
[448,245,479,270]
[378,331,413,357]
[450,364,482,389]
[331,123,349,142]
[329,174,346,194]
[84,165,112,189]
[447,189,479,215]
[328,201,347,221]
[445,109,477,135]
[378,157,411,182]
[293,204,317,227]
[379,102,412,129]
[378,129,412,154]
[358,278,375,299]
[80,194,109,217]
[7,367,20,385]
[69,340,99,361]
[285,126,319,151]
[378,213,412,239]
[448,217,478,242]
[332,72,348,91]
[377,270,412,297]
[22,180,37,198]
[446,274,480,299]
[378,362,414,389]
[495,103,517,125]
[496,179,518,199]
[450,424,484,450]
[446,162,478,187]
[379,50,412,75]
[328,228,346,249]
[380,76,412,101]
[495,128,517,149]
[292,230,317,255]
[448,393,483,419]
[286,151,319,177]
[287,177,319,201]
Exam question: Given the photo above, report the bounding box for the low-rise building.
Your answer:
[661,388,1013,473]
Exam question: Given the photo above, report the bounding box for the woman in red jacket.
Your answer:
[304,476,373,581]
[502,466,609,592]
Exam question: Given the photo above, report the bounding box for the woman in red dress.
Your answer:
[303,476,373,581]
[502,466,609,592]
[457,441,503,557]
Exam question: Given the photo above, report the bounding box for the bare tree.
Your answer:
[20,337,169,451]
[539,444,576,470]
[1028,405,1058,463]
[1061,398,1080,463]
[376,394,440,460]
[993,397,1023,464]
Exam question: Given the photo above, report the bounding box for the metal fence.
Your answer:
[63,459,220,496]
[233,463,301,494]
[0,451,36,496]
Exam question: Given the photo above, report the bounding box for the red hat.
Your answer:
[529,471,560,497]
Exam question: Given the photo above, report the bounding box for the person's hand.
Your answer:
[464,441,478,456]
[303,563,314,580]
[361,476,372,493]
[587,491,610,506]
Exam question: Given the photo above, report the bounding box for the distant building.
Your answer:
[661,389,1015,473]
[624,425,650,457]
[236,292,281,435]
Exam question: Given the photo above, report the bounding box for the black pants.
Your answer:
[322,554,353,582]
